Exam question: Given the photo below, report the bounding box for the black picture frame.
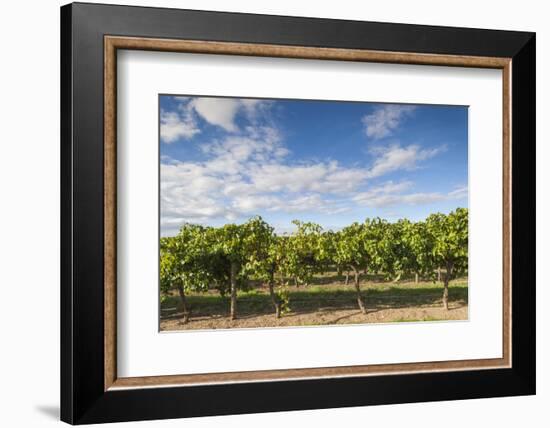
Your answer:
[61,2,535,424]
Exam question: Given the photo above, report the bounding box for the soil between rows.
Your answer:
[160,303,468,331]
[160,279,468,331]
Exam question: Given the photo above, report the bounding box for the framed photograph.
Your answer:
[61,2,535,424]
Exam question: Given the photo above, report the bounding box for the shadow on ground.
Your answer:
[35,405,59,420]
[161,283,468,321]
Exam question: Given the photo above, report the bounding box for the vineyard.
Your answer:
[160,207,468,330]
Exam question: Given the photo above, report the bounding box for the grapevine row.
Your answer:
[160,208,468,322]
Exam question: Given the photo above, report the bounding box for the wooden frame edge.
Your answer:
[110,357,508,390]
[104,36,117,390]
[103,35,512,391]
[105,36,511,68]
[502,61,513,369]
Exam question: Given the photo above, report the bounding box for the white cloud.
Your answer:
[353,181,411,205]
[161,159,353,231]
[353,181,467,208]
[366,143,446,178]
[247,162,369,194]
[362,104,416,139]
[202,127,284,163]
[160,99,455,234]
[189,97,241,132]
[240,99,269,121]
[197,127,286,176]
[160,123,367,231]
[183,97,271,133]
[160,110,200,143]
[161,163,222,198]
[365,192,445,207]
[231,195,280,212]
[231,193,349,216]
[161,135,451,233]
[249,163,331,193]
[447,185,468,199]
[281,195,351,215]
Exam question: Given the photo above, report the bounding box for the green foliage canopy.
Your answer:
[160,208,468,315]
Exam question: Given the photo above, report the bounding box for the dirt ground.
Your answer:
[160,275,468,331]
[160,301,468,331]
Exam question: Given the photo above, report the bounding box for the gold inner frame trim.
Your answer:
[104,35,512,391]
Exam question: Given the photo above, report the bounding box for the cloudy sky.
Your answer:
[160,95,468,236]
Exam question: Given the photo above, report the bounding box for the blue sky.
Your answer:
[160,95,467,236]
